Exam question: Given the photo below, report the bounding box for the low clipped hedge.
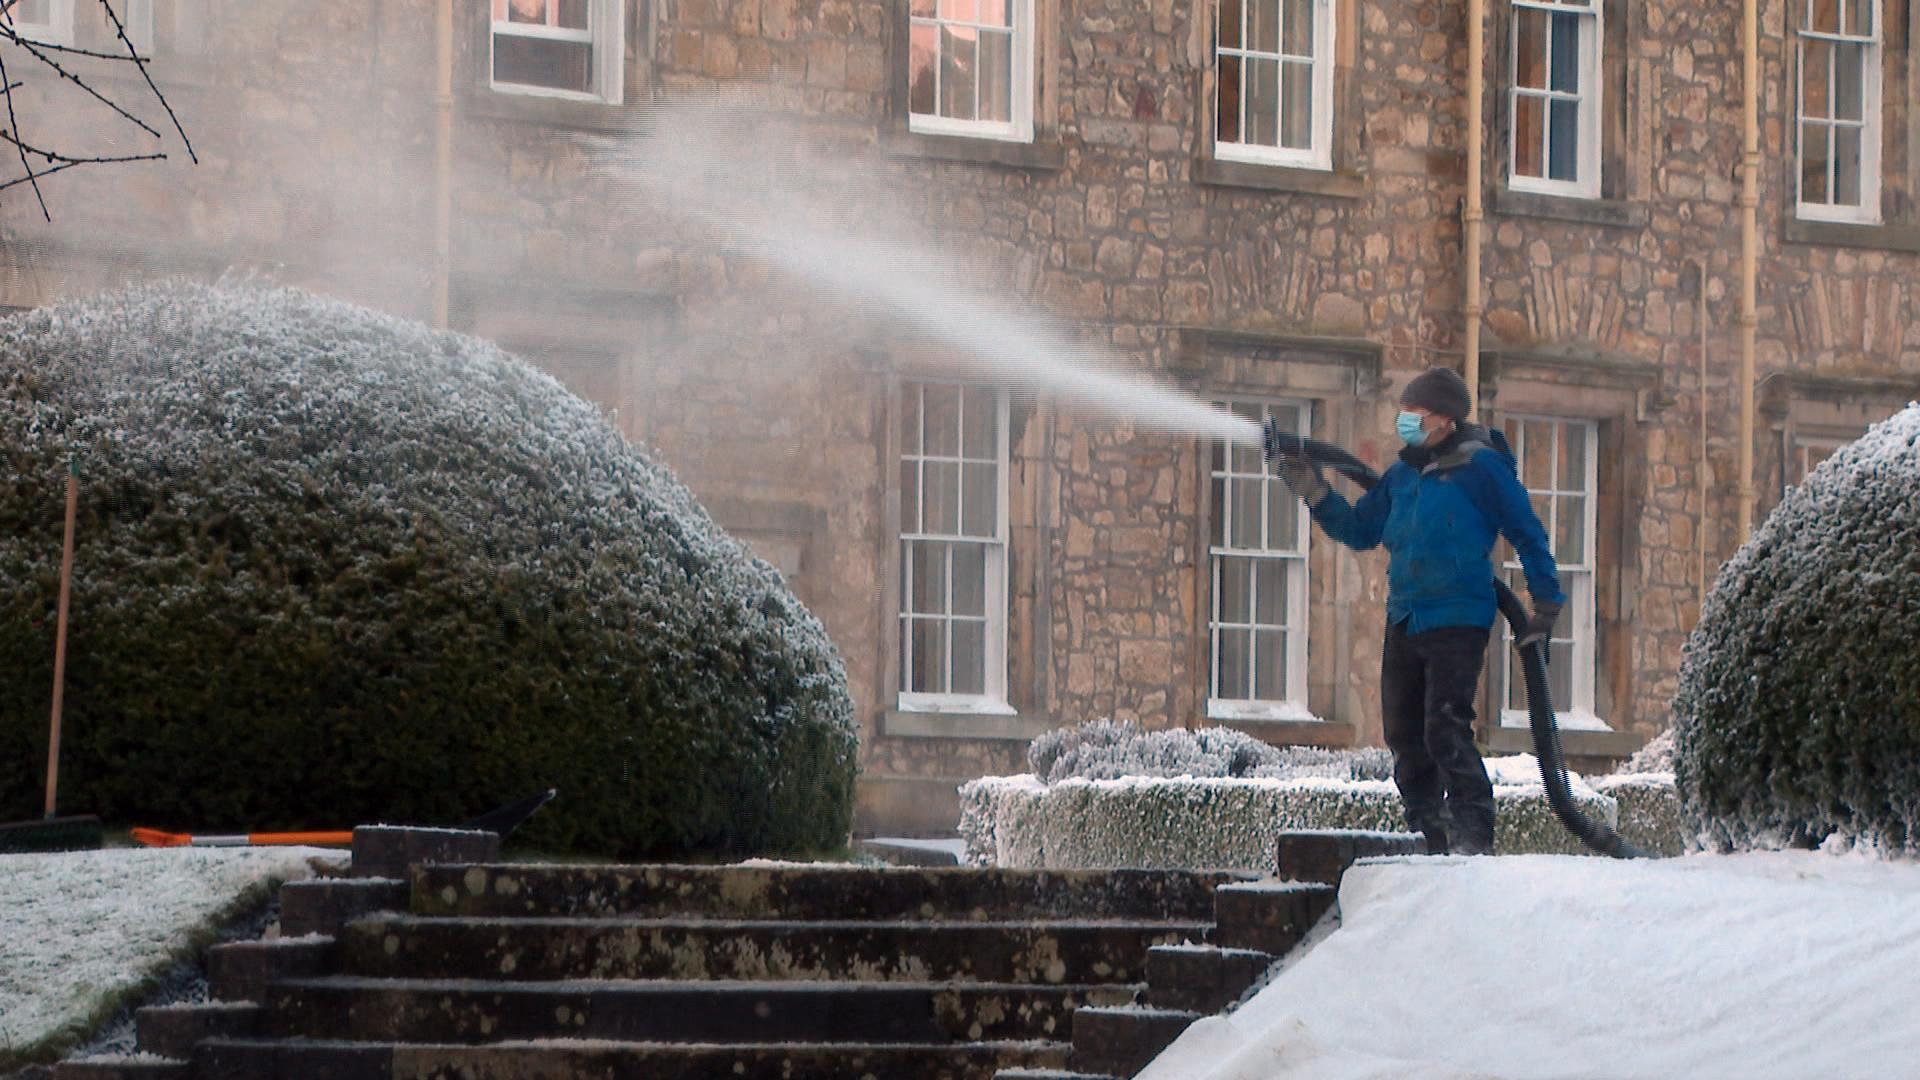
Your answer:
[1674,404,1920,854]
[0,282,857,858]
[958,766,1625,870]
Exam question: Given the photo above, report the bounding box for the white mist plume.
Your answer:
[585,96,1264,447]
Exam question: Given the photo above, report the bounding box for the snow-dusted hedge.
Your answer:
[960,754,1622,870]
[1027,718,1393,782]
[1674,404,1920,854]
[0,282,857,857]
[1591,773,1685,858]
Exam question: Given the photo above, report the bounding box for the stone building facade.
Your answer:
[2,0,1916,837]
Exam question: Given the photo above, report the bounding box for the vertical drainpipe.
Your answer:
[433,0,454,330]
[1737,0,1759,540]
[1463,0,1486,418]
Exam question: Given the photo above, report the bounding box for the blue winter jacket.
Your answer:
[1309,426,1566,634]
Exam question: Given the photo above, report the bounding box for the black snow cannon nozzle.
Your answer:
[1257,420,1649,860]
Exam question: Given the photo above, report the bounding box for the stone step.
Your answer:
[410,864,1249,922]
[278,877,407,938]
[1068,1005,1202,1077]
[205,936,335,1003]
[340,915,1205,984]
[1144,943,1275,1014]
[1276,829,1427,885]
[134,1001,262,1059]
[349,825,497,880]
[267,975,1139,1044]
[193,1036,1074,1079]
[994,1070,1121,1080]
[1210,881,1336,956]
[51,1057,188,1080]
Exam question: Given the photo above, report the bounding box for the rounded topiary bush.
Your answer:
[1674,403,1920,854]
[0,281,857,857]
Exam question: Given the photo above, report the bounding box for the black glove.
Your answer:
[1517,600,1561,651]
[1273,454,1329,506]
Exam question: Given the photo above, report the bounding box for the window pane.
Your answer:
[940,26,978,122]
[1803,123,1831,203]
[962,388,997,458]
[925,385,961,456]
[909,23,937,115]
[1217,628,1252,699]
[1282,0,1312,55]
[557,0,589,30]
[1249,0,1280,52]
[1255,559,1288,625]
[1230,478,1263,548]
[1232,439,1263,475]
[1219,0,1243,50]
[902,387,924,455]
[1212,437,1226,475]
[912,0,935,15]
[979,30,1013,123]
[962,462,998,537]
[1549,12,1580,93]
[1246,57,1280,146]
[1267,476,1299,550]
[1548,98,1580,180]
[1834,126,1862,206]
[1514,95,1545,177]
[1218,53,1244,142]
[952,543,986,616]
[1522,421,1555,488]
[1556,495,1587,565]
[1559,424,1587,491]
[941,0,978,21]
[1843,0,1871,34]
[1834,43,1863,121]
[1807,0,1840,34]
[1219,556,1253,624]
[900,460,921,534]
[1281,60,1314,149]
[979,0,1012,27]
[494,35,593,93]
[951,621,986,694]
[924,462,961,534]
[911,618,947,693]
[1254,628,1287,699]
[1803,41,1831,120]
[1211,475,1228,547]
[1549,638,1573,706]
[506,0,548,24]
[910,541,948,614]
[1531,494,1552,537]
[1515,9,1548,89]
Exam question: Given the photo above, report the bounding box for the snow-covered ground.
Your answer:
[1141,851,1920,1080]
[0,846,339,1068]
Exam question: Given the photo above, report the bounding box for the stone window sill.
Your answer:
[1783,217,1920,254]
[883,131,1066,171]
[461,89,641,133]
[1486,725,1645,759]
[1210,717,1358,748]
[882,709,1055,741]
[1195,156,1365,198]
[1490,188,1649,229]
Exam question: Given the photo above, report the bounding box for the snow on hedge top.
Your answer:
[1027,719,1393,783]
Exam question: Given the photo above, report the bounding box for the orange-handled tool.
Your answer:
[131,828,353,848]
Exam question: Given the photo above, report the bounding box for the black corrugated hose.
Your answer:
[1263,422,1647,859]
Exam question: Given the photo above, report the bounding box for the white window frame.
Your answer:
[1795,0,1881,223]
[907,0,1035,143]
[897,382,1014,716]
[3,0,75,45]
[489,0,624,105]
[1507,0,1602,199]
[1207,399,1314,722]
[1214,0,1335,170]
[1496,416,1605,730]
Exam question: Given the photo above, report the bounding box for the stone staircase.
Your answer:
[54,828,1423,1080]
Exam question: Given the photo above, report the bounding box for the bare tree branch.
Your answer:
[95,0,192,163]
[0,26,163,140]
[0,127,165,167]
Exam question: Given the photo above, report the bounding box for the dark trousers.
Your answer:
[1381,620,1494,853]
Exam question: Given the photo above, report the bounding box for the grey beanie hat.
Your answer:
[1399,366,1472,421]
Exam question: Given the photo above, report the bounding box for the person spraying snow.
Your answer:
[1271,367,1564,856]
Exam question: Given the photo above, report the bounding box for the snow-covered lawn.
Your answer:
[0,846,339,1069]
[1142,851,1920,1080]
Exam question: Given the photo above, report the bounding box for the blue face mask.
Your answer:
[1396,411,1427,446]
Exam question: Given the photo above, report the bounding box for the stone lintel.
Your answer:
[1490,187,1652,229]
[1193,156,1366,199]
